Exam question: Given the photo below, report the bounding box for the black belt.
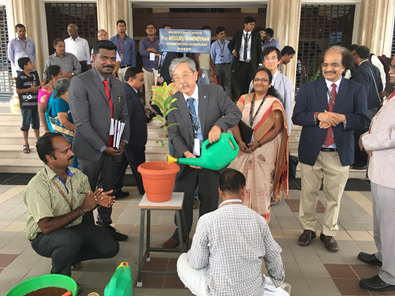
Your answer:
[321,148,337,152]
[240,60,251,63]
[120,64,131,69]
[79,61,87,64]
[215,63,231,65]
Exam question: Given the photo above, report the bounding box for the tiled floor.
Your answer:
[0,183,393,296]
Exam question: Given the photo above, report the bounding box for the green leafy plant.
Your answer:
[151,82,179,169]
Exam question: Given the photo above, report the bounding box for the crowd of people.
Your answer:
[6,15,395,295]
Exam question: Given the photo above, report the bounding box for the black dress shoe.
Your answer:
[320,232,338,252]
[139,189,145,195]
[108,226,128,241]
[298,230,316,246]
[353,164,367,170]
[114,190,130,199]
[358,252,382,266]
[360,275,395,292]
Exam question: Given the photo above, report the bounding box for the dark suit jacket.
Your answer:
[292,78,370,167]
[158,52,178,85]
[350,61,383,109]
[124,82,147,146]
[167,84,242,177]
[69,68,130,161]
[228,30,262,72]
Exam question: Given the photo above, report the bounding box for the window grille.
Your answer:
[45,3,98,55]
[0,5,12,97]
[296,5,355,92]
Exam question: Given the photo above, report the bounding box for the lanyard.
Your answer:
[219,199,243,208]
[188,109,200,138]
[147,37,157,49]
[325,87,336,106]
[19,40,27,51]
[249,94,268,126]
[51,178,74,211]
[117,35,127,52]
[217,40,226,54]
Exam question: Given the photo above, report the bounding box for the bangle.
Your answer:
[258,141,262,147]
[78,207,85,216]
[236,138,242,144]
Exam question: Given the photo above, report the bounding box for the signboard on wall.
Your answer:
[159,29,211,53]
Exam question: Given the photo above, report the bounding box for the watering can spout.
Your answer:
[167,154,178,165]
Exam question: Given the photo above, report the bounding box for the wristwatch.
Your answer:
[71,72,75,76]
[314,111,320,122]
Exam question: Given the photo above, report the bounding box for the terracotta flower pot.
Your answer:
[138,161,180,202]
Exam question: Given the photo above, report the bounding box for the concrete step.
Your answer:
[0,133,169,147]
[0,122,166,136]
[0,153,167,173]
[0,144,168,159]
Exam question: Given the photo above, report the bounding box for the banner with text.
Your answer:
[159,29,211,54]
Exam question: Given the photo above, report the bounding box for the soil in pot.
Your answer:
[24,287,68,296]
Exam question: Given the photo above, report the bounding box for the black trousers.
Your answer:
[79,153,117,226]
[80,62,89,73]
[354,128,368,166]
[31,222,119,276]
[114,144,145,194]
[237,62,254,96]
[172,168,220,241]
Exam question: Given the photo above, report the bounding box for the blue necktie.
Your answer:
[187,97,197,134]
[243,33,249,61]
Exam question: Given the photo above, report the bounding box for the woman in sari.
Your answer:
[48,78,78,168]
[37,65,63,133]
[232,68,289,221]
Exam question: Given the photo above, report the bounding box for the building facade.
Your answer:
[1,0,394,98]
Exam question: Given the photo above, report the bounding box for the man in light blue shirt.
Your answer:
[8,23,37,76]
[211,26,233,98]
[263,28,280,50]
[109,20,136,82]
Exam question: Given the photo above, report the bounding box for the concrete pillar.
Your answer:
[97,0,130,39]
[6,0,44,79]
[267,0,302,88]
[357,0,395,56]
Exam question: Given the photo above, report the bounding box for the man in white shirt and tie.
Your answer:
[228,16,262,95]
[65,23,91,73]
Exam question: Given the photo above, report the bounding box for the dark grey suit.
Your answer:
[167,84,242,240]
[69,68,130,226]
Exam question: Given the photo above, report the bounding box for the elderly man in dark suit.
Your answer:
[162,57,242,248]
[114,67,147,197]
[350,45,383,170]
[69,40,130,241]
[228,16,262,95]
[292,46,369,252]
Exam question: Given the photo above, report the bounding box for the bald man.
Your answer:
[65,23,91,72]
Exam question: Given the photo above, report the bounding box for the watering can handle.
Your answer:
[229,133,238,150]
[111,262,128,283]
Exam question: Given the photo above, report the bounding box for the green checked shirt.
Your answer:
[23,165,91,240]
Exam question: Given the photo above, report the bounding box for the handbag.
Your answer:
[238,120,254,144]
[237,93,254,144]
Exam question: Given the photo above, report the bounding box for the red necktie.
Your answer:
[103,80,114,147]
[323,83,337,147]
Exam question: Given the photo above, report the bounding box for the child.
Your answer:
[15,57,44,153]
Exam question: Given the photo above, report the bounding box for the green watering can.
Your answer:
[168,132,239,170]
[104,262,133,296]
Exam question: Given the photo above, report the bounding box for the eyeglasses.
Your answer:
[264,56,278,61]
[146,27,155,30]
[172,72,193,83]
[389,64,395,70]
[321,63,340,68]
[253,78,270,83]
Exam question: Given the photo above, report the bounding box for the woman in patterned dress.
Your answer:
[232,68,289,221]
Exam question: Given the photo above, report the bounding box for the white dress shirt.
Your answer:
[64,36,91,64]
[238,30,252,62]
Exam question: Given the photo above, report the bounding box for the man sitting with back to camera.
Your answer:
[177,168,291,296]
[23,133,119,288]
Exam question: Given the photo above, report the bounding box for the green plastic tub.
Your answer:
[5,274,78,296]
